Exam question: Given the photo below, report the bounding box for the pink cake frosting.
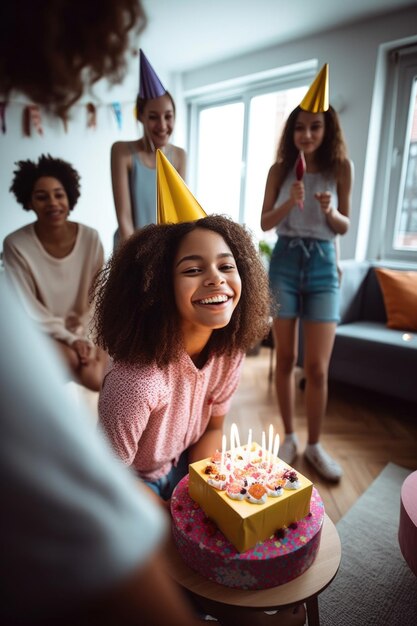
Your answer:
[171,475,324,590]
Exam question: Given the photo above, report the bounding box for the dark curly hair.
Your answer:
[93,215,272,366]
[276,105,348,182]
[0,1,146,115]
[10,154,81,211]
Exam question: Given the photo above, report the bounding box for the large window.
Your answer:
[186,63,315,244]
[196,101,244,223]
[372,46,417,261]
[392,87,417,251]
[243,88,305,239]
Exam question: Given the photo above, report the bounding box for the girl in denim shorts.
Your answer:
[260,73,353,482]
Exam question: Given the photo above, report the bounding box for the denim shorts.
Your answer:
[269,236,340,322]
[142,449,189,501]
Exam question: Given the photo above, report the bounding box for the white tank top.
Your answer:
[275,171,337,240]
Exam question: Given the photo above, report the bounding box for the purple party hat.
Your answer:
[139,49,167,100]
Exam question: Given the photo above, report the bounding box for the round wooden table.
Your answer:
[166,514,341,626]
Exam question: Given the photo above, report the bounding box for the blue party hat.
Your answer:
[139,49,166,100]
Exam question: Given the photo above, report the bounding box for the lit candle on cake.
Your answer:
[246,428,252,464]
[220,434,226,474]
[261,431,266,460]
[272,434,280,469]
[236,424,241,448]
[268,424,273,467]
[230,422,241,462]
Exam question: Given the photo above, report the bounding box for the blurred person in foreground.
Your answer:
[0,2,203,625]
[0,1,147,116]
[0,274,204,626]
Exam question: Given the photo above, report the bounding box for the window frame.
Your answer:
[191,96,247,223]
[368,44,417,263]
[185,60,318,227]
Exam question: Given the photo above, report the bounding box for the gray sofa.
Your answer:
[299,260,417,403]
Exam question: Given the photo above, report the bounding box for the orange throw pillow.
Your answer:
[375,268,417,331]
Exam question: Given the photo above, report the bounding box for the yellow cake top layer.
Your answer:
[188,442,313,552]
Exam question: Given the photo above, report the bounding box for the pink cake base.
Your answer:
[171,475,324,590]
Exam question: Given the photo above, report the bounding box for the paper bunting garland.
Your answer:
[0,102,7,133]
[61,112,69,134]
[112,102,122,130]
[86,103,97,129]
[0,99,130,137]
[23,105,44,137]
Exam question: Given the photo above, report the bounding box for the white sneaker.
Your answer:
[304,444,343,482]
[280,438,298,465]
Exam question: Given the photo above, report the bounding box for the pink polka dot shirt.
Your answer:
[98,350,244,481]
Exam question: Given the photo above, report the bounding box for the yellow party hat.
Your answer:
[299,64,329,113]
[157,150,207,224]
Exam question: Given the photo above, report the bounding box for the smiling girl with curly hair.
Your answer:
[94,214,271,501]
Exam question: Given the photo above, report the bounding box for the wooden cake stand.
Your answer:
[166,513,341,626]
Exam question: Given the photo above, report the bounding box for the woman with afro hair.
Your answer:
[3,154,108,391]
[94,215,272,503]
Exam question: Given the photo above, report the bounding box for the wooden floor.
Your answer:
[227,347,417,524]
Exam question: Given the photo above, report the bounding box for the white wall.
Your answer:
[1,5,416,261]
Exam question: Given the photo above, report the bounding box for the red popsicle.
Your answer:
[295,150,306,209]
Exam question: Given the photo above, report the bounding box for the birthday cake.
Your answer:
[171,439,324,590]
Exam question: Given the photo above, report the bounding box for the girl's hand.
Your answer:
[290,180,304,207]
[72,339,92,366]
[315,191,332,214]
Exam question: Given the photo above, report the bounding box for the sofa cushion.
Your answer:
[330,321,417,403]
[338,260,371,323]
[375,268,417,331]
[359,268,387,323]
[335,320,417,349]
